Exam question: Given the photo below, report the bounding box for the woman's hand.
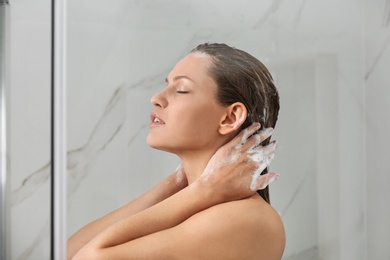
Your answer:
[170,164,188,189]
[197,123,279,202]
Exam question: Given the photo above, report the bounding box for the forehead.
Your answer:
[167,53,213,81]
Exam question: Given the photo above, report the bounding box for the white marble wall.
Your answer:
[6,0,390,259]
[365,0,390,258]
[8,0,52,259]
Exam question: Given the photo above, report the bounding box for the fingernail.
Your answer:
[268,173,280,184]
[253,122,261,129]
[266,127,274,134]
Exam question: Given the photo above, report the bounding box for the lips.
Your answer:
[150,112,165,126]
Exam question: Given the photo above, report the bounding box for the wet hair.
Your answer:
[191,43,280,204]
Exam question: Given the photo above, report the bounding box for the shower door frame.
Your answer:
[0,1,10,260]
[0,1,68,259]
[52,0,67,259]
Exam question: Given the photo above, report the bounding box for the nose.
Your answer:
[150,89,168,108]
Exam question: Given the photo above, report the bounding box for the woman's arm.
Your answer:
[73,193,285,260]
[67,169,187,259]
[72,123,279,259]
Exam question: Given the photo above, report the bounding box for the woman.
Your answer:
[68,43,285,259]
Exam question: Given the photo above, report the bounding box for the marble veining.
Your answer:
[253,0,282,29]
[365,33,390,80]
[293,0,308,28]
[11,78,159,258]
[11,162,50,206]
[383,0,390,27]
[12,73,166,205]
[279,169,312,218]
[366,0,390,80]
[18,219,50,260]
[9,0,390,259]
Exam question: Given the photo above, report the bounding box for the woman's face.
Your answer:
[147,53,227,155]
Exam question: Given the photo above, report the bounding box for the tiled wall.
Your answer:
[7,0,389,259]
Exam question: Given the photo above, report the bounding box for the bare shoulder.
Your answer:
[176,194,286,260]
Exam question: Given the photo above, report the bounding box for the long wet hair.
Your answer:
[191,43,280,204]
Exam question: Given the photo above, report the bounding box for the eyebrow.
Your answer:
[165,75,196,84]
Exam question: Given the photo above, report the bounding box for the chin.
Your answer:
[147,140,180,156]
[147,136,168,151]
[146,136,158,148]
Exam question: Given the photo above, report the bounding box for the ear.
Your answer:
[218,102,247,135]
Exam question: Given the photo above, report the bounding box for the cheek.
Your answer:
[176,103,221,136]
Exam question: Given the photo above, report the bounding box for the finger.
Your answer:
[243,134,261,151]
[259,127,274,143]
[232,123,261,148]
[239,127,274,151]
[248,152,275,191]
[174,164,186,185]
[247,140,278,159]
[254,156,272,176]
[175,163,183,172]
[252,172,280,191]
[247,152,275,164]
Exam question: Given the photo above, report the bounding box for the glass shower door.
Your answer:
[1,0,53,259]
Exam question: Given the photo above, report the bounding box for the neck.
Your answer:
[178,148,219,185]
[173,133,237,184]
